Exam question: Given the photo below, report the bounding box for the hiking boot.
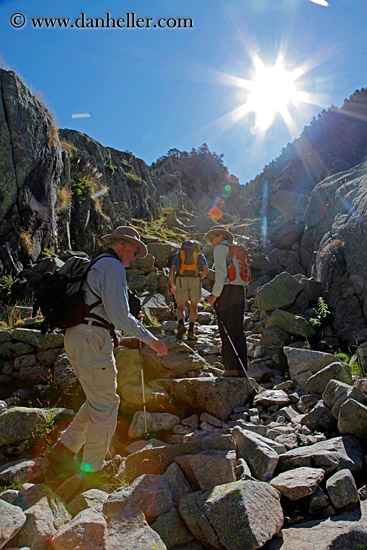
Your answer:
[176,324,186,340]
[56,470,108,502]
[43,441,78,482]
[222,369,246,377]
[187,330,198,341]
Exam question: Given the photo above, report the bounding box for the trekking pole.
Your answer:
[217,317,260,394]
[138,340,149,438]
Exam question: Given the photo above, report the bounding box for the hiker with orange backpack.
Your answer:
[205,225,251,377]
[169,240,208,341]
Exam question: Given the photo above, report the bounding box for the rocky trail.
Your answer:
[1,245,367,548]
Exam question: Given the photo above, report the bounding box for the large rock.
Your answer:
[278,436,364,474]
[323,379,367,419]
[142,337,208,379]
[179,480,283,550]
[155,377,253,421]
[50,509,107,550]
[0,407,67,447]
[124,435,235,483]
[270,467,325,501]
[16,485,71,550]
[300,401,336,433]
[0,341,34,359]
[338,398,367,439]
[107,474,173,523]
[128,411,180,438]
[11,328,64,350]
[270,192,308,222]
[140,293,170,323]
[163,463,192,507]
[254,272,302,311]
[284,347,342,389]
[102,500,167,549]
[0,458,44,484]
[253,389,290,407]
[147,242,180,269]
[151,507,194,549]
[175,450,236,491]
[306,362,353,394]
[0,499,26,549]
[267,309,315,339]
[68,489,109,518]
[263,500,367,550]
[326,469,360,510]
[231,427,279,481]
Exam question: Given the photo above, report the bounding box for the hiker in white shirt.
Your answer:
[205,225,248,377]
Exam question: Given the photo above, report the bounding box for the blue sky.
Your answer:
[1,0,366,184]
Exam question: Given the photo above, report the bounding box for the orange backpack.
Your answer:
[177,240,200,277]
[227,244,251,284]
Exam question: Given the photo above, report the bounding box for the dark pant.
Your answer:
[215,285,248,372]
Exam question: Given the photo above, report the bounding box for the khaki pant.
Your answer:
[175,276,201,303]
[60,324,120,472]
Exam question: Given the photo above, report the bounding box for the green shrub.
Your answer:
[126,172,143,185]
[71,177,95,205]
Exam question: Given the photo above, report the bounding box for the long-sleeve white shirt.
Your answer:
[212,241,232,297]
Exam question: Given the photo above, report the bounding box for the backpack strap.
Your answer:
[82,249,121,344]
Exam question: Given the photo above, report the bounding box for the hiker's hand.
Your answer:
[207,295,217,306]
[149,338,168,356]
[171,283,176,295]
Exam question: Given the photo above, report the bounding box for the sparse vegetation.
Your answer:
[309,297,331,327]
[92,186,110,213]
[47,122,59,148]
[104,154,115,175]
[129,217,185,244]
[126,172,143,185]
[334,348,364,377]
[55,186,72,212]
[61,140,77,157]
[18,229,33,254]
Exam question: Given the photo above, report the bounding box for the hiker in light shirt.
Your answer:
[45,227,167,489]
[205,225,248,377]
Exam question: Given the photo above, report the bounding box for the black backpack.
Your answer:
[32,253,115,334]
[33,252,142,335]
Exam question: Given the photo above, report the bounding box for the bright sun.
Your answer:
[248,62,299,131]
[235,56,309,133]
[224,54,316,134]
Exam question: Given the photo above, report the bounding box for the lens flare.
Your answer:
[222,184,232,197]
[261,179,269,242]
[209,206,223,221]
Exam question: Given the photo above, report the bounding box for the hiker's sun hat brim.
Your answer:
[101,226,147,258]
[204,225,234,243]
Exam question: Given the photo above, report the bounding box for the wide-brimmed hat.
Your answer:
[204,225,234,243]
[101,226,147,258]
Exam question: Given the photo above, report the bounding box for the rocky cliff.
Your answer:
[0,69,63,274]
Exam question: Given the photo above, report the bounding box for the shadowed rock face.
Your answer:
[0,69,63,276]
[304,164,367,343]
